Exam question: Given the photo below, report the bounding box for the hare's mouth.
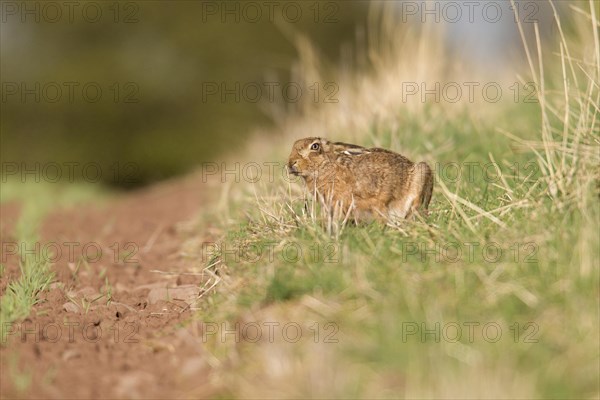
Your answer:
[288,163,302,176]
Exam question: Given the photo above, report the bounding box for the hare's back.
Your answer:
[359,148,414,170]
[346,150,411,193]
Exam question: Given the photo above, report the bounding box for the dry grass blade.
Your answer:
[437,178,507,230]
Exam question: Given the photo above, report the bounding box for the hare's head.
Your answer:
[288,137,369,177]
[287,137,334,177]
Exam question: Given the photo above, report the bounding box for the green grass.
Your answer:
[0,202,54,343]
[0,180,108,343]
[185,4,599,398]
[0,256,54,343]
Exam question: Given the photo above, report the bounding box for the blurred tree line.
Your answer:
[1,1,369,188]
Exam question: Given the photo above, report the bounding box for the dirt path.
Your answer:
[1,175,221,399]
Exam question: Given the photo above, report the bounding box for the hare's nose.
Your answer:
[288,161,299,174]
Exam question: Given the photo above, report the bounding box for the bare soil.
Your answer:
[1,176,222,399]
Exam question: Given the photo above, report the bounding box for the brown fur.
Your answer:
[287,137,433,221]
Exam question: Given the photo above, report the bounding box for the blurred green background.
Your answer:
[0,0,563,188]
[1,1,369,187]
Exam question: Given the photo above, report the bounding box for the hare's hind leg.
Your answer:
[388,196,413,220]
[387,162,433,221]
[402,162,433,219]
[419,163,434,210]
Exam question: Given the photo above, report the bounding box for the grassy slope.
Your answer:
[187,4,599,399]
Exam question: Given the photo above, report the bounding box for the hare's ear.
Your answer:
[342,148,370,156]
[332,141,370,156]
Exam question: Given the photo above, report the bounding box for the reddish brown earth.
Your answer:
[0,175,224,399]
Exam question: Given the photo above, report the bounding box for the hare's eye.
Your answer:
[310,143,320,151]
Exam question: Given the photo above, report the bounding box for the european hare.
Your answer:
[287,137,433,222]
